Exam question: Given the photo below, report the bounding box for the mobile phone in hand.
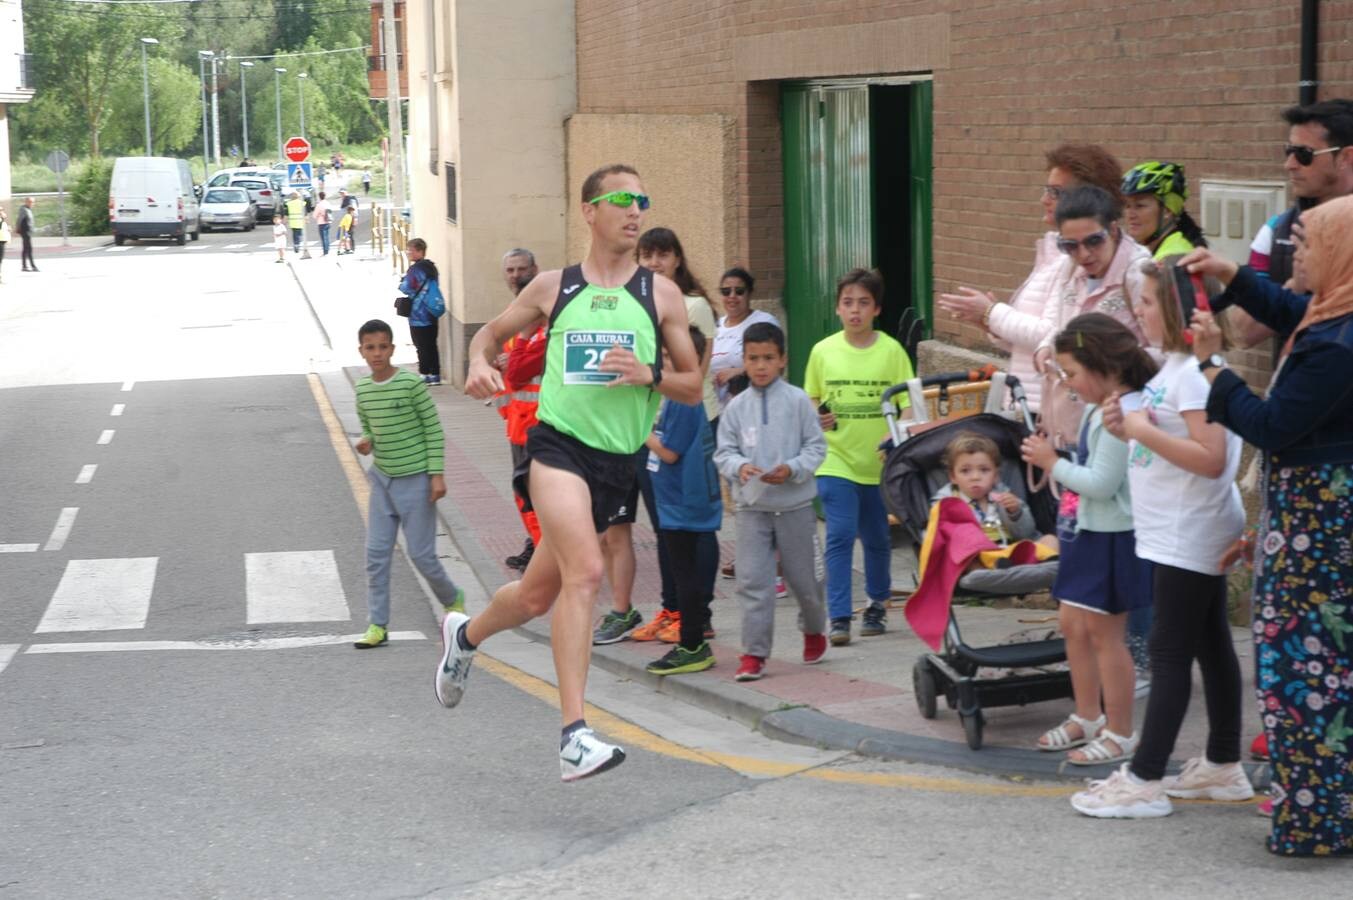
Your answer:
[1171,264,1212,344]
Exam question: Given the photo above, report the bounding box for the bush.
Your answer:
[69,157,112,236]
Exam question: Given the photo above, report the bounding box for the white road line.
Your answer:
[121,381,135,392]
[26,632,426,654]
[43,507,80,551]
[105,246,130,252]
[80,246,104,253]
[111,404,125,416]
[97,429,115,445]
[144,246,168,252]
[224,243,246,249]
[36,557,157,632]
[0,544,40,553]
[245,550,350,624]
[257,242,273,248]
[76,465,98,484]
[0,644,19,676]
[185,244,207,250]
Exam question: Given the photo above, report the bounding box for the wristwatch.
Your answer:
[1198,354,1227,373]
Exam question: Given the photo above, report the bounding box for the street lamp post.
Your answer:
[139,37,159,155]
[197,51,213,181]
[273,67,286,164]
[210,54,222,168]
[297,72,308,142]
[239,60,255,161]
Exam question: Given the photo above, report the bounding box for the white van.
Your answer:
[109,157,201,245]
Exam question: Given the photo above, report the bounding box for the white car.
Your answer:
[198,187,257,232]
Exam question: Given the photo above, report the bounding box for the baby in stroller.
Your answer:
[933,432,1059,562]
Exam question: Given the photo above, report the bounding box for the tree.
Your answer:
[14,4,185,157]
[69,156,113,236]
[105,58,204,155]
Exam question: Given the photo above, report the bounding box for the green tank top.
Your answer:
[537,264,663,455]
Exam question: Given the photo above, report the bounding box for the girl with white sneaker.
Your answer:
[1021,314,1154,768]
[1071,259,1251,819]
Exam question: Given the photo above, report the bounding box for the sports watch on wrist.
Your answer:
[1198,354,1227,373]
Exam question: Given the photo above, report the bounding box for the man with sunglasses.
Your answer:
[1240,100,1353,346]
[438,163,703,781]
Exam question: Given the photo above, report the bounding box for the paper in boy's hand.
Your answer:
[739,475,771,505]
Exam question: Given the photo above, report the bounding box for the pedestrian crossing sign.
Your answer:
[287,162,313,188]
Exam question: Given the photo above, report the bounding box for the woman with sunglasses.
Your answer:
[710,267,781,413]
[1121,161,1208,260]
[939,143,1125,415]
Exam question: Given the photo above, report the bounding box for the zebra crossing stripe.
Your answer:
[245,550,349,624]
[0,644,18,676]
[0,544,39,553]
[43,508,79,551]
[36,557,158,632]
[25,631,426,654]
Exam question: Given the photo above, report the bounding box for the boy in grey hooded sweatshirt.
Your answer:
[714,322,829,679]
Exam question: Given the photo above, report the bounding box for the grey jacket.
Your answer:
[715,377,826,512]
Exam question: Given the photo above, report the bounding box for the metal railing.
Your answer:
[371,203,408,273]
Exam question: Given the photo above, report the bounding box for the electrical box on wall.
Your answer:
[1199,180,1288,266]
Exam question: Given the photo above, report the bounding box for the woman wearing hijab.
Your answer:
[1183,195,1353,857]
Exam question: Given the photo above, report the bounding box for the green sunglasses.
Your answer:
[588,190,651,211]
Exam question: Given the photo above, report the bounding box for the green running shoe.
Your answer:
[646,642,715,676]
[354,624,388,649]
[592,608,642,645]
[444,588,466,616]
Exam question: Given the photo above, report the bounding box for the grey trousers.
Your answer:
[736,505,827,658]
[366,468,460,625]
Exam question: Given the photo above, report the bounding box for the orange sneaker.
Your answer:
[656,611,683,644]
[632,608,678,642]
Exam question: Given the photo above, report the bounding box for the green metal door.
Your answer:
[781,80,934,383]
[781,83,874,385]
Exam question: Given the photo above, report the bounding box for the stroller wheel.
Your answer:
[960,709,985,751]
[913,659,938,720]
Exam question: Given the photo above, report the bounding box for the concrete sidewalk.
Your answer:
[291,253,1267,785]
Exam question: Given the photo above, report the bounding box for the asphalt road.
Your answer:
[1,248,1347,898]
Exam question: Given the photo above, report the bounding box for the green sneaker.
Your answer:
[443,588,466,616]
[646,642,715,676]
[354,624,388,649]
[592,608,642,645]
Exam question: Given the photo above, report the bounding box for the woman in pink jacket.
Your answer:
[939,144,1125,412]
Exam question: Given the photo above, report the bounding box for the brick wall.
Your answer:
[574,0,1353,384]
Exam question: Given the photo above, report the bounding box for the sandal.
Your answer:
[1037,713,1105,752]
[1067,727,1139,766]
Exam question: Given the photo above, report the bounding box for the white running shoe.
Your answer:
[434,612,475,708]
[1162,757,1256,801]
[560,728,627,782]
[1070,763,1173,819]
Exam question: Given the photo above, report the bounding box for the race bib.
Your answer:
[562,330,637,385]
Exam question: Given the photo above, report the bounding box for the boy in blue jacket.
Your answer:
[714,322,828,681]
[645,327,723,676]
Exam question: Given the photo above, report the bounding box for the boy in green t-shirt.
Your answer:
[352,319,464,648]
[804,269,914,647]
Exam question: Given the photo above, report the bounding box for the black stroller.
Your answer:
[879,370,1072,750]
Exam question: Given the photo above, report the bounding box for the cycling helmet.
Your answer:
[1121,161,1187,216]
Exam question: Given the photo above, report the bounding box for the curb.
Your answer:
[300,294,1272,790]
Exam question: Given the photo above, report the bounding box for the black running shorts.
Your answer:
[517,423,640,533]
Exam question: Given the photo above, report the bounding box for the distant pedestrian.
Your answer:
[714,321,829,681]
[398,237,447,385]
[312,192,332,256]
[353,318,465,649]
[285,191,307,255]
[272,215,287,262]
[18,197,37,272]
[0,204,10,283]
[336,207,354,255]
[362,170,372,195]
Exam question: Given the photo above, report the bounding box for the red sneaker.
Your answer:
[735,655,765,681]
[1250,733,1268,760]
[1256,795,1274,817]
[803,633,827,664]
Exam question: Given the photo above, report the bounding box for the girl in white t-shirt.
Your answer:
[1070,257,1251,820]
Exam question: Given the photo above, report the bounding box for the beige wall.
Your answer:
[564,113,737,295]
[0,105,11,203]
[406,0,577,384]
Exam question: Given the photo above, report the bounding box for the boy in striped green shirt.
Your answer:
[353,319,464,648]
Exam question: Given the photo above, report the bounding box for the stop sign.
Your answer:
[283,137,311,163]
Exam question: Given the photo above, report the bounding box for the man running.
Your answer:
[436,164,702,781]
